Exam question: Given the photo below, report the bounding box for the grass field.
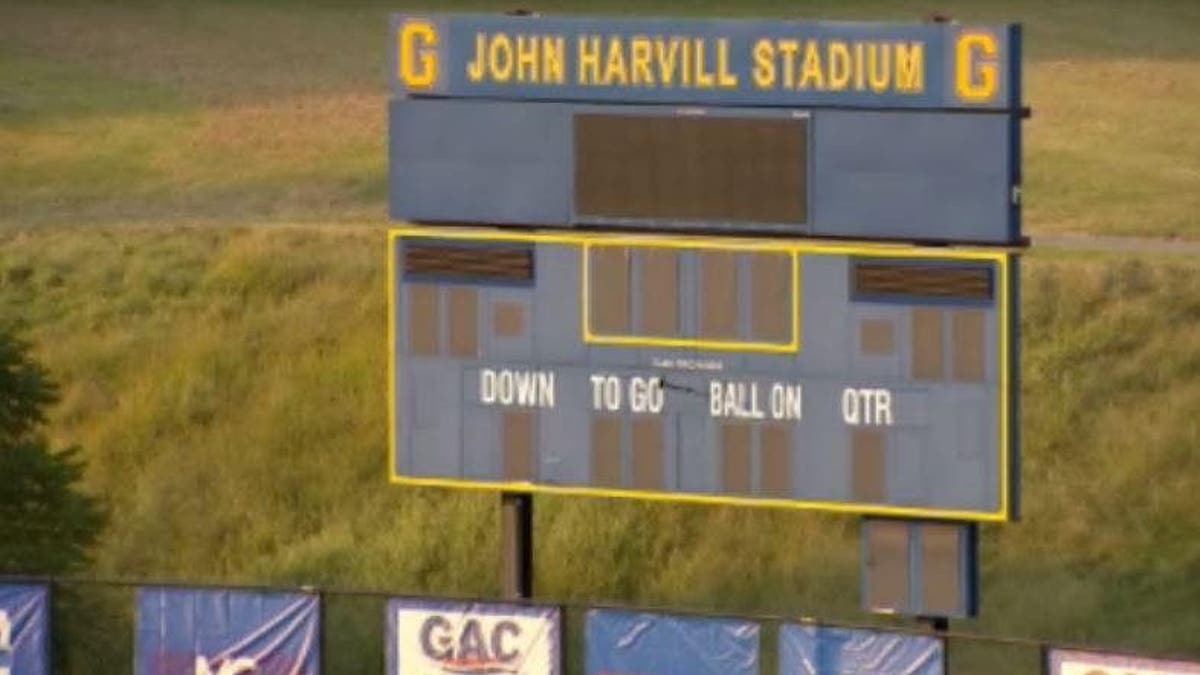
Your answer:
[3,1,1200,672]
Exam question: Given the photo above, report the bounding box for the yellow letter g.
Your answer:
[955,32,998,103]
[399,20,439,90]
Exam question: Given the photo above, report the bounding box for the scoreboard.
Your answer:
[388,13,1023,525]
[389,228,1017,521]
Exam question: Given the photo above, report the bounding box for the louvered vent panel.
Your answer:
[404,242,534,283]
[853,261,993,302]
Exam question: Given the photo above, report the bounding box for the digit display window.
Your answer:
[573,113,809,226]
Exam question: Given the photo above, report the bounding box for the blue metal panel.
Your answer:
[463,406,495,480]
[532,245,587,363]
[541,391,591,486]
[389,99,571,225]
[410,360,463,477]
[388,99,1016,244]
[391,14,1016,111]
[811,111,1011,243]
[678,411,716,494]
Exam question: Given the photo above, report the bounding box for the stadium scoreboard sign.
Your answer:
[389,228,1017,521]
[390,14,1022,245]
[388,13,1022,523]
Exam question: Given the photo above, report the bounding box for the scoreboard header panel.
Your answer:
[389,14,1023,244]
[391,14,1019,110]
[389,227,1019,521]
[390,100,1018,243]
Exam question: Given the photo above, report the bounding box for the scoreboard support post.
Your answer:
[500,492,534,600]
[918,615,952,673]
[918,617,950,632]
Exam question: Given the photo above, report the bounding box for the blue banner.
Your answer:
[586,609,759,675]
[0,584,49,675]
[386,599,561,674]
[391,14,1019,110]
[136,587,319,675]
[779,623,943,675]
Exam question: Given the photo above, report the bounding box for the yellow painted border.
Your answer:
[581,239,801,354]
[387,226,1013,522]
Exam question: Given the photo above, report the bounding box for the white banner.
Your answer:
[1050,648,1200,675]
[388,600,560,675]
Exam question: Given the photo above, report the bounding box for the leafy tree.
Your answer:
[0,328,106,574]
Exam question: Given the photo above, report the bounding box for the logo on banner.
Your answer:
[195,656,258,675]
[420,615,521,673]
[393,603,558,675]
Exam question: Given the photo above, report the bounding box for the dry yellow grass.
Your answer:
[1025,59,1200,237]
[0,3,381,102]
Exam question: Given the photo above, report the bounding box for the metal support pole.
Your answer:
[311,587,327,673]
[919,616,950,632]
[500,492,534,600]
[918,616,950,671]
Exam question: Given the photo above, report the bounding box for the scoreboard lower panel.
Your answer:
[389,227,1017,521]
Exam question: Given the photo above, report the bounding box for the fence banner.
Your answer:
[135,586,320,675]
[0,584,49,675]
[586,609,759,675]
[1049,648,1200,675]
[386,599,560,675]
[779,623,944,675]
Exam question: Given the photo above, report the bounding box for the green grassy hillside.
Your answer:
[2,1,1200,673]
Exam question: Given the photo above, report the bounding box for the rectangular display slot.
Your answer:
[574,113,807,225]
[404,241,535,283]
[584,243,799,354]
[853,261,993,303]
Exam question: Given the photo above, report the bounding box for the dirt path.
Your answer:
[1033,234,1200,256]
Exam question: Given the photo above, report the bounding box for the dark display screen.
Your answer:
[574,113,808,226]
